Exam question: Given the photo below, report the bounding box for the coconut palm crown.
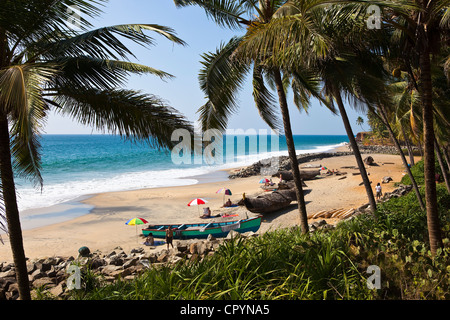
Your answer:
[0,0,192,299]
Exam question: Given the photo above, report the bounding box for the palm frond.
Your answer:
[252,65,281,130]
[36,24,185,63]
[173,0,251,29]
[197,37,251,131]
[52,87,193,149]
[48,56,173,91]
[290,68,335,114]
[0,63,57,187]
[2,0,104,59]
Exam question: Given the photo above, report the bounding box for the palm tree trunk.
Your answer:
[434,138,450,194]
[417,140,424,159]
[442,144,450,173]
[0,112,31,300]
[378,105,425,210]
[400,123,415,166]
[273,69,309,234]
[420,48,443,255]
[333,88,377,212]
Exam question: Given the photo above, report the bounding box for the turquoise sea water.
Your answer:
[15,134,348,223]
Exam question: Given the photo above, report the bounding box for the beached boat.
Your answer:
[242,189,310,214]
[273,170,320,181]
[142,215,262,239]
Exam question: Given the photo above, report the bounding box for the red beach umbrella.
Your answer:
[187,198,208,206]
[188,198,208,215]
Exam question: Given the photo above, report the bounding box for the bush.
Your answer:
[401,158,442,185]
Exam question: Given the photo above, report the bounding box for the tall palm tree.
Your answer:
[356,116,365,131]
[233,0,449,253]
[175,0,333,233]
[237,1,393,211]
[378,0,449,254]
[0,0,192,299]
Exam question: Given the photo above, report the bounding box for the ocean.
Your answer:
[14,134,348,229]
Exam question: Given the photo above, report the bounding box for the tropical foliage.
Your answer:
[1,0,449,301]
[0,0,192,299]
[174,0,338,234]
[176,0,449,254]
[53,183,450,300]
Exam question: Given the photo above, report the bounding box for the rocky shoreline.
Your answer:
[228,143,403,179]
[0,232,238,300]
[0,182,414,300]
[1,224,337,300]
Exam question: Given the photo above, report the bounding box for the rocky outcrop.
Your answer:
[381,184,413,200]
[0,232,256,300]
[229,151,354,179]
[228,143,417,180]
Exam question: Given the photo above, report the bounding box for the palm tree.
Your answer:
[369,102,426,210]
[0,0,192,300]
[356,116,365,131]
[377,0,449,254]
[232,0,449,253]
[238,1,390,211]
[174,0,333,234]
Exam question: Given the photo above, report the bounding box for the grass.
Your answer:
[54,167,450,300]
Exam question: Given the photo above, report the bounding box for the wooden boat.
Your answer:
[142,215,262,240]
[273,170,320,181]
[242,189,310,214]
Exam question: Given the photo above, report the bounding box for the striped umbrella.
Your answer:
[125,217,149,225]
[216,188,232,204]
[188,198,208,215]
[125,217,149,242]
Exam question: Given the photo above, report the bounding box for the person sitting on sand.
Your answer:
[200,207,211,218]
[144,233,155,246]
[269,179,275,186]
[223,198,232,207]
[165,227,174,250]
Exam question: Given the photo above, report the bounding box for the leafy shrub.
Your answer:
[400,158,443,185]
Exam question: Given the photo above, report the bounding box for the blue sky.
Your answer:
[44,0,369,135]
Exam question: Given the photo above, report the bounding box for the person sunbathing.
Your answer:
[223,199,233,207]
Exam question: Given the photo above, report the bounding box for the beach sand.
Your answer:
[0,148,418,262]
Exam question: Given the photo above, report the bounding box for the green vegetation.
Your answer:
[58,184,449,300]
[401,159,443,186]
[2,0,449,300]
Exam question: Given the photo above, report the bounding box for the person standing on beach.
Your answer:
[375,183,382,201]
[165,226,174,250]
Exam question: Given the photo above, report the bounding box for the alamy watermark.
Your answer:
[66,264,81,290]
[367,5,382,30]
[366,265,381,290]
[65,5,82,31]
[171,128,281,176]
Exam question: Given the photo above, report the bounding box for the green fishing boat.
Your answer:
[142,215,262,239]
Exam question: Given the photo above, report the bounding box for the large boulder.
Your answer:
[363,156,375,165]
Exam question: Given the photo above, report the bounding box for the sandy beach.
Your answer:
[0,146,418,262]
